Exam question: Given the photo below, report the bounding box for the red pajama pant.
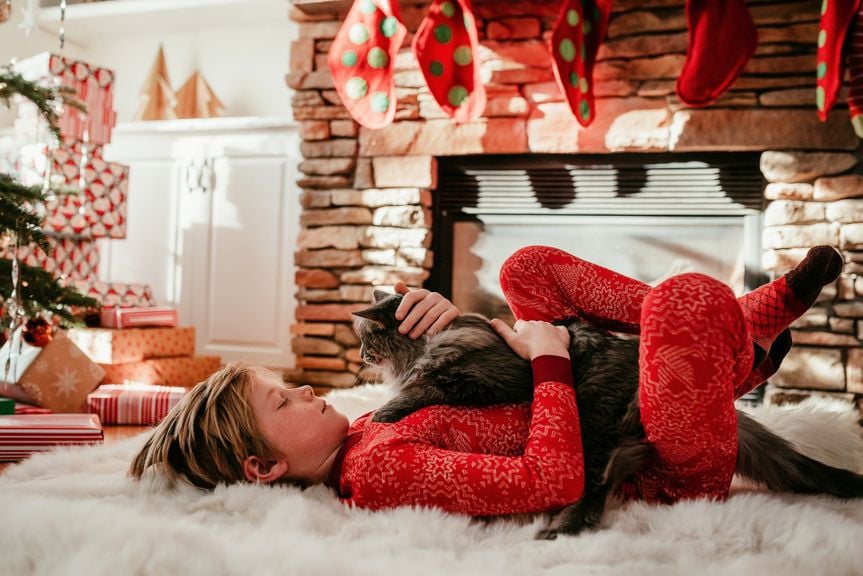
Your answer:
[499,245,760,503]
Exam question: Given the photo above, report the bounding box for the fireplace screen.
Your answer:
[432,154,765,323]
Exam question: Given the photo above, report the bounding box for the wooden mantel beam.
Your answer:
[291,0,352,15]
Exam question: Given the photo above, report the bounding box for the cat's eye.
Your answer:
[277,395,289,410]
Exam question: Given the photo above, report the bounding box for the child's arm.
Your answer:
[346,355,584,516]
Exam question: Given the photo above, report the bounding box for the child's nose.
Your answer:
[299,385,314,400]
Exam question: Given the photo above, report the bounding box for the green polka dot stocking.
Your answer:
[412,0,486,122]
[816,0,863,138]
[550,0,611,127]
[328,0,406,129]
[676,0,757,106]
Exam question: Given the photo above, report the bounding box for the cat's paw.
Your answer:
[371,408,405,423]
[535,528,560,541]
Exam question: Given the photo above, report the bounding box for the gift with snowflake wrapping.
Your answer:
[0,236,99,282]
[68,281,157,309]
[68,326,195,365]
[87,383,187,425]
[99,355,221,388]
[0,332,105,413]
[14,52,117,146]
[18,143,128,239]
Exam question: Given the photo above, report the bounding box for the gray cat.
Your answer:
[353,290,863,539]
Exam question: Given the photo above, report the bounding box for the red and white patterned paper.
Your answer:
[69,281,157,308]
[18,143,128,239]
[100,307,178,329]
[14,52,117,146]
[0,413,103,462]
[87,383,187,425]
[0,236,99,282]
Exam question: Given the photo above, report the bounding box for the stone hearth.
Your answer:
[286,0,863,416]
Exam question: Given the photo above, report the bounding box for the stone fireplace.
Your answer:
[287,0,863,415]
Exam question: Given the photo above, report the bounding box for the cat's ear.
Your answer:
[372,289,390,303]
[352,306,389,329]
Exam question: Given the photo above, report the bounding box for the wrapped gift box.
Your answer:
[100,356,221,388]
[14,52,117,145]
[88,383,187,425]
[68,326,195,364]
[19,143,128,239]
[0,414,103,462]
[0,236,99,282]
[0,331,105,412]
[100,307,179,329]
[69,281,157,308]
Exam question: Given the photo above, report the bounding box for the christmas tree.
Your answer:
[0,64,97,337]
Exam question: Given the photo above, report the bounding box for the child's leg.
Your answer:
[636,273,753,503]
[734,245,843,396]
[499,245,650,333]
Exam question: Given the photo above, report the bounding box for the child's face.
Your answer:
[247,371,350,483]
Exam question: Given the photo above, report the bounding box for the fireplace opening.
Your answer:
[429,153,766,323]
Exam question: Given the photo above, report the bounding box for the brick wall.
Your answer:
[287,0,862,416]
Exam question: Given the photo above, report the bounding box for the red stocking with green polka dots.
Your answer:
[328,0,406,129]
[816,0,862,128]
[412,0,486,122]
[676,0,758,107]
[550,0,611,127]
[848,5,863,137]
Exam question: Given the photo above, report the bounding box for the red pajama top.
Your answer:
[326,356,585,516]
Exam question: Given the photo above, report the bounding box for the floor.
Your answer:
[0,425,150,475]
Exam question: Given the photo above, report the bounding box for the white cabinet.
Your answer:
[101,117,301,368]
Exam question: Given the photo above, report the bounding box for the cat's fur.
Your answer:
[353,290,863,539]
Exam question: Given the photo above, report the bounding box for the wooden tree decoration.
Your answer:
[174,71,225,119]
[133,45,177,121]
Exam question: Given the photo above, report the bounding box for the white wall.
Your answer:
[0,2,297,127]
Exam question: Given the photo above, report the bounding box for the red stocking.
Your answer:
[413,0,485,122]
[845,4,863,136]
[328,0,406,129]
[550,0,612,127]
[676,0,758,107]
[817,0,862,121]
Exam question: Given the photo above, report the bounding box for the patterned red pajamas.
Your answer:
[498,245,816,502]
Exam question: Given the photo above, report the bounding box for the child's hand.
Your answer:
[394,282,460,339]
[490,319,571,361]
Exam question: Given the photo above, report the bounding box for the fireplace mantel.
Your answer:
[286,0,863,419]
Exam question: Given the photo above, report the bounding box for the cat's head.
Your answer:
[352,290,425,378]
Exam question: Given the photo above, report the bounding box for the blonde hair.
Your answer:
[129,362,276,489]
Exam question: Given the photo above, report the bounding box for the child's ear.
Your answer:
[243,455,289,484]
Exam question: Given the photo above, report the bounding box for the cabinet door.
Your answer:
[180,147,297,368]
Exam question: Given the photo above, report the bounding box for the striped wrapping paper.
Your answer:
[0,414,103,462]
[99,307,179,329]
[87,383,187,425]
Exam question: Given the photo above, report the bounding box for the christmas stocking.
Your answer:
[850,5,863,137]
[676,0,758,107]
[816,0,862,122]
[413,0,486,122]
[550,0,612,127]
[328,0,406,129]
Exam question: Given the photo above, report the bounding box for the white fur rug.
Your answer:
[3,385,863,576]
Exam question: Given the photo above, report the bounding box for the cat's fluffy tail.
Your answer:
[735,410,863,499]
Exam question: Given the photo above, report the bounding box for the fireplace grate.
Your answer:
[436,153,764,216]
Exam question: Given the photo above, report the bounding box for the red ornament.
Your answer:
[23,317,54,348]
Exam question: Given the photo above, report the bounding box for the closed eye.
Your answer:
[277,395,289,410]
